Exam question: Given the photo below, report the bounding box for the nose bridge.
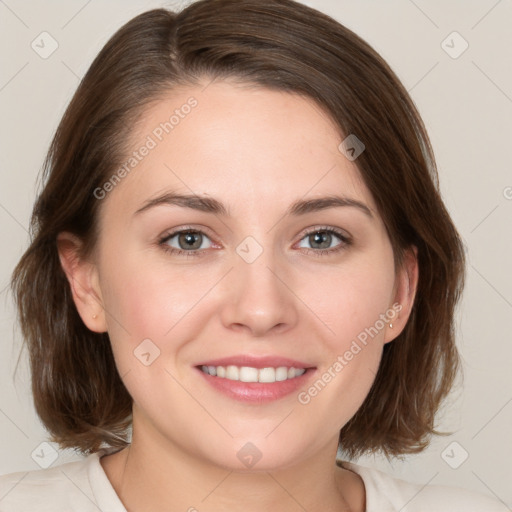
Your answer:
[237,237,280,296]
[220,234,298,335]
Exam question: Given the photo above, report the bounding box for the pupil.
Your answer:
[311,231,331,249]
[180,232,201,250]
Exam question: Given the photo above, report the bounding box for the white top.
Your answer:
[0,451,507,511]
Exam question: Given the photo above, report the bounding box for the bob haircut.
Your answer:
[11,0,465,459]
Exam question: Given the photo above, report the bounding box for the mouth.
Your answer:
[195,355,316,402]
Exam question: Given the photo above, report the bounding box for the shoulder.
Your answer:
[0,453,105,512]
[340,461,509,512]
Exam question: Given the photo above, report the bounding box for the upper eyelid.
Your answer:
[160,224,216,239]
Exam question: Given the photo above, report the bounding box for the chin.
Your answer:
[199,434,313,473]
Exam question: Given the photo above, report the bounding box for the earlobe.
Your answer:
[384,246,419,343]
[56,232,107,333]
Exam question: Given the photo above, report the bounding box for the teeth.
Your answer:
[201,365,306,383]
[226,365,239,380]
[275,367,288,381]
[239,366,259,382]
[259,367,276,383]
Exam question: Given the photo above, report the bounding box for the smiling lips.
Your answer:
[196,355,315,402]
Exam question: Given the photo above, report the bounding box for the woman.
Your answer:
[1,0,507,510]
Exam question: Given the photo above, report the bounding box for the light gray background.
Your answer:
[1,0,511,507]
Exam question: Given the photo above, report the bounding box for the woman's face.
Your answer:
[69,79,415,470]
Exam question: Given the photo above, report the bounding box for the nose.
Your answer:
[219,246,299,337]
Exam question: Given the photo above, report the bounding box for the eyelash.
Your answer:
[158,225,352,259]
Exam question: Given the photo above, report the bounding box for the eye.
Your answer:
[159,229,213,256]
[297,227,351,255]
[158,226,351,258]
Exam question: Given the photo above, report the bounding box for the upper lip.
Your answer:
[196,355,315,369]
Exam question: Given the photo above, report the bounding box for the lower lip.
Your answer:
[196,367,315,403]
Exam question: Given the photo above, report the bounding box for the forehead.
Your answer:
[100,79,377,220]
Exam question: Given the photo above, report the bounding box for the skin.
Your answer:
[58,79,418,512]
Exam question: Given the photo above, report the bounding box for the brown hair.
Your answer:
[10,0,465,458]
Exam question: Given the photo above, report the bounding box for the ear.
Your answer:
[56,231,107,333]
[384,245,419,344]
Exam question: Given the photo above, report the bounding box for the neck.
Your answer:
[101,425,363,512]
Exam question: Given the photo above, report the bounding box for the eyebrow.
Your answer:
[133,192,373,218]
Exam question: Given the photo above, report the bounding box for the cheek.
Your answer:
[100,246,179,330]
[98,250,219,367]
[305,253,395,351]
[294,252,395,418]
